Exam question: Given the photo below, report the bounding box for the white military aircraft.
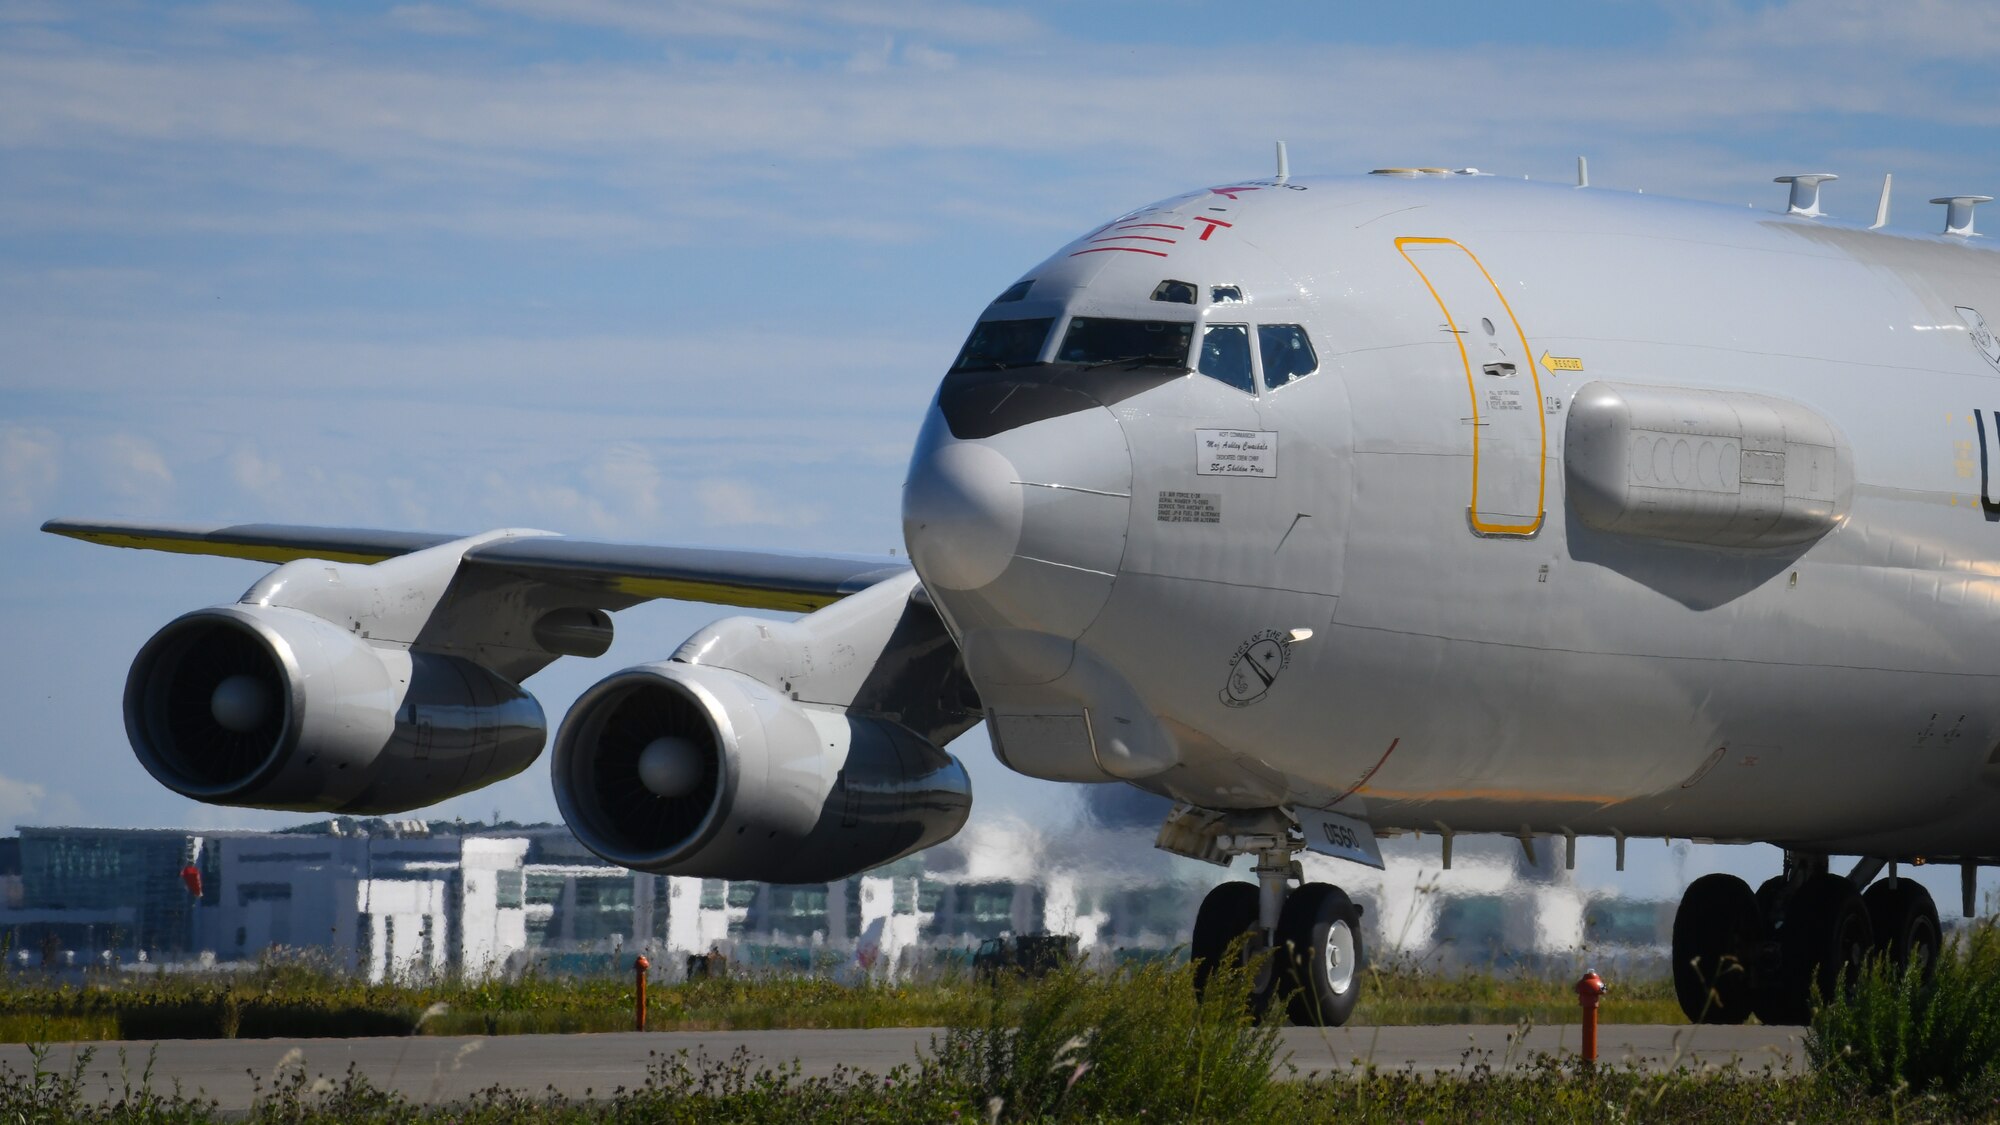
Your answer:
[47,159,2000,1027]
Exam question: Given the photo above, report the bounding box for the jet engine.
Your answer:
[125,604,545,813]
[552,661,971,883]
[552,572,977,883]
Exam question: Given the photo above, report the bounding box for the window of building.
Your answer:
[495,870,524,909]
[237,882,292,906]
[1056,317,1193,367]
[950,317,1053,372]
[1198,324,1254,393]
[700,880,727,910]
[1258,324,1318,389]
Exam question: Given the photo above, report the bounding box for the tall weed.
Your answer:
[1810,918,2000,1098]
[934,949,1285,1122]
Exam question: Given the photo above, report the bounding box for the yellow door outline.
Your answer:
[1395,236,1547,537]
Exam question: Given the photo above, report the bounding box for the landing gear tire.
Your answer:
[1864,879,1941,982]
[1672,873,1762,1025]
[1759,873,1871,1025]
[1276,882,1363,1027]
[1191,881,1270,1011]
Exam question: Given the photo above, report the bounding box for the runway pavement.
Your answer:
[0,1024,1808,1112]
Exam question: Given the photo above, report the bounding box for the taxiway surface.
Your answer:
[0,1025,1806,1111]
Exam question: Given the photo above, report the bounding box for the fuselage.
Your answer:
[901,172,2000,860]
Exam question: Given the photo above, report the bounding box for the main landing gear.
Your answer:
[1672,853,1942,1025]
[1177,812,1364,1026]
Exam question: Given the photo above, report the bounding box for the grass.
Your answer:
[0,949,1687,1042]
[1360,959,1684,1025]
[6,956,1995,1123]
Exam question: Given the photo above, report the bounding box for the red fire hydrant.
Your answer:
[634,955,650,1032]
[1576,970,1607,1066]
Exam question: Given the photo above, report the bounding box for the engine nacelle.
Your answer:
[125,604,546,813]
[552,661,972,883]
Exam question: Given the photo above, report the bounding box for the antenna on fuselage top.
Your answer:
[1933,194,1993,237]
[1575,155,1588,188]
[1871,173,1893,230]
[1775,173,1837,218]
[1275,141,1289,183]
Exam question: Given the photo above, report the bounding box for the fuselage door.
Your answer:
[1396,238,1546,537]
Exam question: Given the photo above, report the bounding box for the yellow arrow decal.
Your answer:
[1540,351,1583,374]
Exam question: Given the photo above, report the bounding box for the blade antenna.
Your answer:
[1275,140,1289,184]
[1576,155,1589,188]
[1871,173,1893,230]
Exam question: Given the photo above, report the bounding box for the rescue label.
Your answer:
[1196,429,1276,477]
[1156,490,1221,523]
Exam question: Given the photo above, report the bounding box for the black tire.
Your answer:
[1191,882,1264,1001]
[1864,879,1941,982]
[1275,883,1364,1027]
[1672,873,1761,1024]
[1762,873,1871,1025]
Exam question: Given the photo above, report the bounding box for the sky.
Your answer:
[8,0,2000,908]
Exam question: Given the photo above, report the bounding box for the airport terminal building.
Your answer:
[0,819,1672,981]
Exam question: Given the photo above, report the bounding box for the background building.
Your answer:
[0,816,1675,982]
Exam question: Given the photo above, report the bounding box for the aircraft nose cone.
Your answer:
[903,397,1131,645]
[901,440,1023,591]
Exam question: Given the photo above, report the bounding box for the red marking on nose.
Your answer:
[1209,186,1261,200]
[1194,217,1234,241]
[1069,246,1170,257]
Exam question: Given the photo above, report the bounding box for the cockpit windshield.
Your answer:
[1056,317,1194,368]
[950,317,1054,372]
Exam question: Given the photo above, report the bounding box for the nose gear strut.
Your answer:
[1162,803,1367,1026]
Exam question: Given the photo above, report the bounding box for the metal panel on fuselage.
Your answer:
[1311,179,2000,852]
[1053,175,2000,855]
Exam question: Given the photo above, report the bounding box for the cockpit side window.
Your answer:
[950,317,1054,372]
[1258,324,1318,389]
[1057,317,1193,367]
[1198,324,1254,393]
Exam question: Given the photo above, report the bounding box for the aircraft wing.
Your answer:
[41,518,911,613]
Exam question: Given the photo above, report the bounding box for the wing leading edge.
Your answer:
[41,519,911,613]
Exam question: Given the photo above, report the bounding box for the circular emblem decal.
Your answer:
[1957,306,2000,371]
[1221,629,1292,708]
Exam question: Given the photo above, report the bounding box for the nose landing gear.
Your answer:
[1671,853,1942,1026]
[1177,812,1366,1027]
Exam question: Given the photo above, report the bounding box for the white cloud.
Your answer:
[387,3,486,37]
[581,443,666,524]
[696,477,823,527]
[1710,0,2000,61]
[92,434,173,505]
[229,445,283,498]
[0,771,82,832]
[477,0,1041,49]
[0,1,67,24]
[900,41,954,71]
[0,424,59,516]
